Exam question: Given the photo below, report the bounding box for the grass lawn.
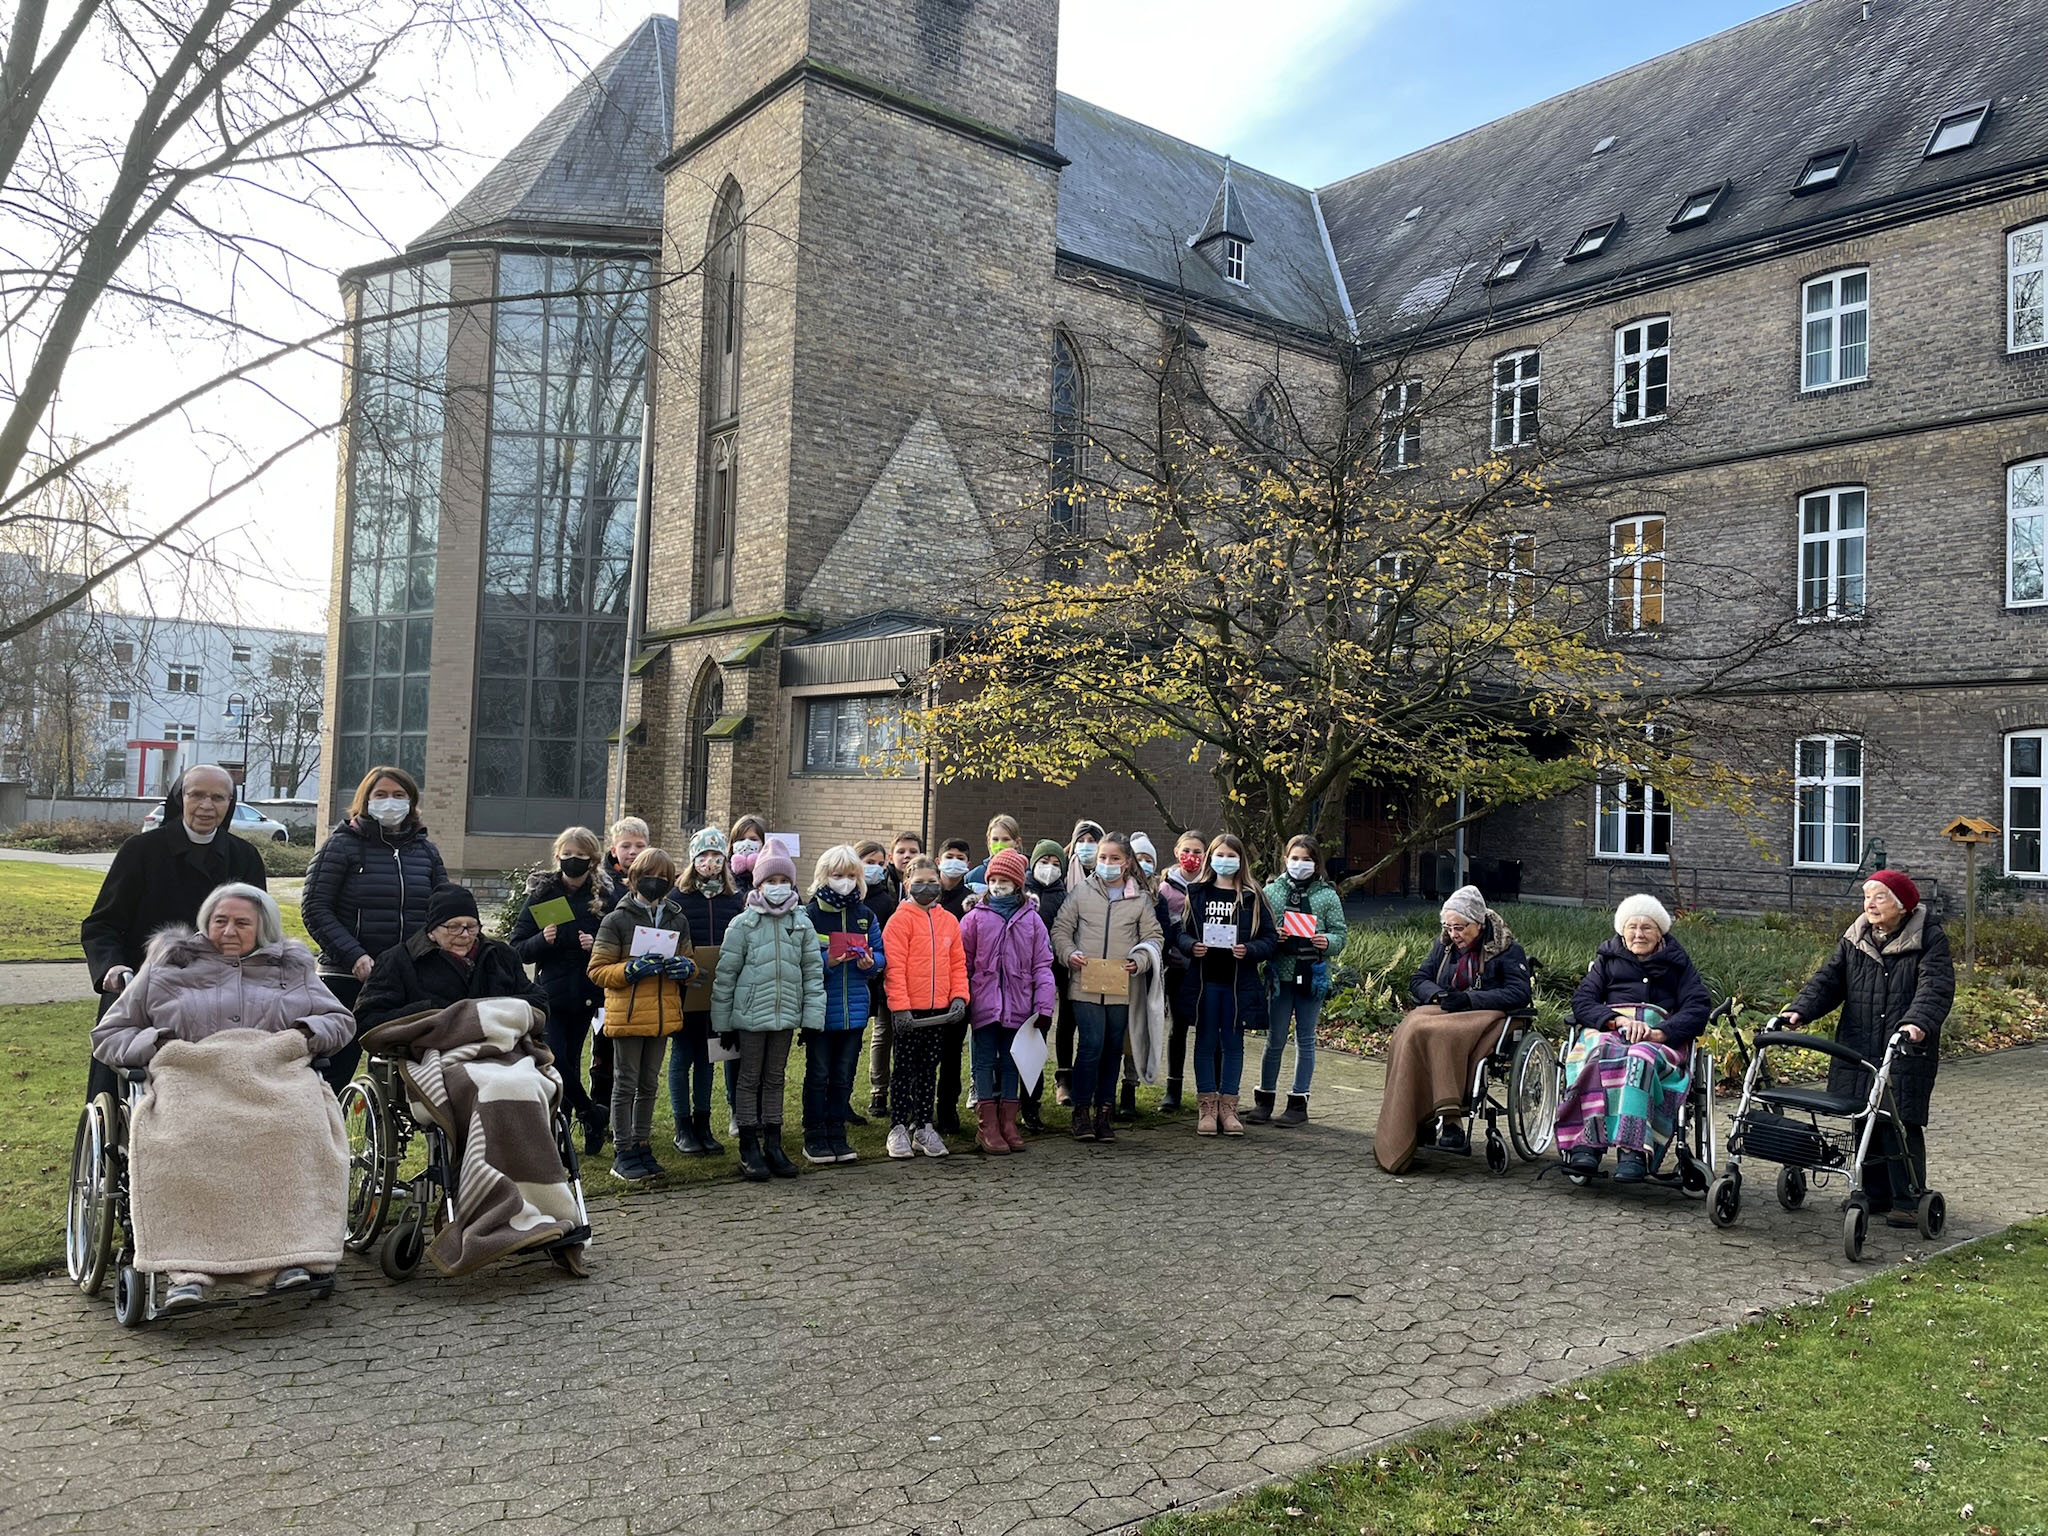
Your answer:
[1150,1218,2048,1536]
[0,860,306,962]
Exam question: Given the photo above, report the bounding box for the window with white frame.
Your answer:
[1491,349,1540,449]
[166,663,200,694]
[1494,532,1536,618]
[164,722,197,743]
[801,694,904,775]
[2011,458,2047,608]
[1794,735,1863,868]
[1797,486,1867,619]
[2011,222,2046,353]
[101,750,127,786]
[1595,754,1670,860]
[1372,553,1419,647]
[1379,379,1421,469]
[1614,317,1670,425]
[231,643,253,665]
[1802,269,1869,390]
[2008,731,2045,878]
[1223,237,1247,285]
[1608,515,1665,632]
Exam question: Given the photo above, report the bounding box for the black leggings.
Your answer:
[546,998,597,1118]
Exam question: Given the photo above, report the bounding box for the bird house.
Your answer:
[1941,815,2000,844]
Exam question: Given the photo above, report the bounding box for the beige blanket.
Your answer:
[130,1029,347,1276]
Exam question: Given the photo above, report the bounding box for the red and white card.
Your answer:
[1281,911,1319,939]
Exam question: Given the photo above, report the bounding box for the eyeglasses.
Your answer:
[436,922,481,937]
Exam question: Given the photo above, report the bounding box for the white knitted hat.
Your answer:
[1614,893,1673,935]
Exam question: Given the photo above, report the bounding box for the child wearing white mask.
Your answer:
[1173,833,1278,1137]
[801,845,886,1165]
[1052,820,1104,1104]
[1245,835,1347,1127]
[1049,832,1163,1144]
[710,849,824,1182]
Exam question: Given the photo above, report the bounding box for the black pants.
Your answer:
[546,997,598,1119]
[1859,1120,1929,1211]
[315,973,365,1094]
[936,1014,970,1116]
[802,1029,864,1130]
[591,1026,614,1115]
[1054,994,1076,1072]
[890,1018,945,1130]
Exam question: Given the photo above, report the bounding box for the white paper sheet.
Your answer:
[1201,921,1238,949]
[704,1031,739,1063]
[630,925,679,958]
[1008,1023,1048,1093]
[767,831,800,858]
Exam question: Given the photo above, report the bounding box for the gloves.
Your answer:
[891,1010,914,1029]
[1439,990,1472,1013]
[661,953,696,981]
[624,955,662,981]
[718,1031,738,1053]
[942,998,967,1026]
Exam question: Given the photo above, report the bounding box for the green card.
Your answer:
[529,896,576,928]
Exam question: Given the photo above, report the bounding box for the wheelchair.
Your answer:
[1707,1015,1944,1262]
[66,1063,339,1327]
[1423,964,1561,1174]
[338,1048,590,1281]
[1549,997,1730,1198]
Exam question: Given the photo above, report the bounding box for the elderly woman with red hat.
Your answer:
[1783,869,1953,1226]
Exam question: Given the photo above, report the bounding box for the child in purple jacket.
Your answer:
[958,848,1057,1155]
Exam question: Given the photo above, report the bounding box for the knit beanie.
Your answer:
[1440,884,1487,926]
[688,825,727,859]
[1613,892,1673,935]
[1031,838,1066,866]
[754,851,797,888]
[986,848,1028,887]
[1865,868,1920,914]
[425,885,480,930]
[1129,832,1158,864]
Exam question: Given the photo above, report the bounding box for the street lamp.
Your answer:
[224,693,252,786]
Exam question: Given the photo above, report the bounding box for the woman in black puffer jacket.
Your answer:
[508,827,614,1144]
[301,765,448,1089]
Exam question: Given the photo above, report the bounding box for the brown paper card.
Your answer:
[1077,955,1129,996]
[682,944,720,1012]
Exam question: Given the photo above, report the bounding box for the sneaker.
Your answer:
[912,1124,949,1157]
[163,1281,208,1311]
[1565,1146,1602,1175]
[611,1151,651,1183]
[803,1131,836,1166]
[270,1267,313,1292]
[1436,1120,1470,1154]
[885,1125,914,1160]
[1614,1148,1649,1183]
[844,1106,870,1127]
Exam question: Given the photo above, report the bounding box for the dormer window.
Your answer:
[1488,242,1537,284]
[1668,181,1728,231]
[1224,236,1246,285]
[1565,218,1622,262]
[1924,101,1990,158]
[1793,145,1854,194]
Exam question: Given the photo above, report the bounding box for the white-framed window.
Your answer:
[1491,348,1540,449]
[166,663,201,694]
[230,643,253,665]
[2011,458,2047,608]
[1924,102,1989,158]
[1797,486,1867,620]
[1596,771,1670,862]
[2010,222,2046,353]
[1372,553,1419,647]
[1608,515,1665,633]
[1379,379,1421,470]
[1794,735,1863,869]
[164,722,197,743]
[801,694,903,775]
[1494,532,1536,619]
[1223,237,1246,285]
[2008,731,2045,878]
[1802,269,1869,390]
[106,697,130,723]
[1614,317,1670,425]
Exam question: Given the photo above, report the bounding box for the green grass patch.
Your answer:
[0,1001,91,1279]
[1150,1217,2048,1536]
[0,859,306,962]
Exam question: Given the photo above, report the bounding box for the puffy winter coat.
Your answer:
[805,892,886,1031]
[1052,873,1165,1005]
[1408,911,1532,1016]
[588,897,694,1038]
[1173,879,1279,1031]
[81,813,268,989]
[883,900,969,1014]
[1572,935,1712,1049]
[1261,874,1349,998]
[1789,905,1953,1125]
[90,929,353,1068]
[960,900,1057,1030]
[299,817,448,973]
[354,929,547,1033]
[712,905,825,1034]
[507,871,607,1017]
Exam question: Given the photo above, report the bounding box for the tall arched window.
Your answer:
[1049,330,1086,541]
[699,182,744,611]
[685,666,723,830]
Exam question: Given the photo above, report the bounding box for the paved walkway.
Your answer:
[0,963,94,1004]
[3,1044,2044,1536]
[0,848,117,870]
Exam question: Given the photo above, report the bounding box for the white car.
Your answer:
[141,801,293,843]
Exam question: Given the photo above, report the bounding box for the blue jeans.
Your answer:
[1193,982,1246,1095]
[1069,1001,1128,1109]
[801,1029,864,1130]
[1259,985,1320,1097]
[668,1012,716,1127]
[970,1024,1021,1101]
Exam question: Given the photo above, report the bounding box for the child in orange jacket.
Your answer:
[881,855,969,1159]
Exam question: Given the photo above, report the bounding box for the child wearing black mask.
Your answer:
[588,848,696,1182]
[509,826,611,1147]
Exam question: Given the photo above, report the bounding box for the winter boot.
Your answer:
[1241,1088,1276,1125]
[583,1108,610,1157]
[1115,1080,1138,1123]
[1095,1104,1117,1143]
[691,1112,724,1156]
[1054,1068,1072,1107]
[1018,1093,1044,1134]
[1071,1102,1097,1141]
[831,1121,859,1164]
[1274,1093,1309,1127]
[737,1128,770,1183]
[803,1125,836,1165]
[1196,1093,1219,1137]
[975,1100,1009,1156]
[1159,1076,1183,1113]
[672,1116,704,1156]
[998,1099,1027,1152]
[761,1125,800,1178]
[1218,1094,1246,1136]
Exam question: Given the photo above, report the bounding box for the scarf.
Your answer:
[1448,941,1481,991]
[986,890,1024,918]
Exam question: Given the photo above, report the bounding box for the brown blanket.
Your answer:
[360,997,586,1276]
[131,1029,347,1276]
[1373,1007,1508,1174]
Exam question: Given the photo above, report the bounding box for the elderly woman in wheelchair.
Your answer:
[1555,894,1711,1183]
[82,883,352,1317]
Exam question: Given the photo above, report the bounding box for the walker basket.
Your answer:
[1733,1111,1839,1171]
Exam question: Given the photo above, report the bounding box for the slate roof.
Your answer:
[410,15,674,251]
[1317,0,2048,340]
[1052,94,1350,337]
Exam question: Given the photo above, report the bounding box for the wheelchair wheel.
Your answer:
[1916,1191,1946,1241]
[113,1264,147,1329]
[1843,1205,1868,1262]
[66,1094,119,1296]
[380,1212,424,1283]
[1707,1174,1741,1228]
[1506,1031,1558,1161]
[1484,1129,1508,1174]
[338,1076,391,1252]
[1776,1166,1807,1210]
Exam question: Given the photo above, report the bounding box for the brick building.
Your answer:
[324,0,2048,909]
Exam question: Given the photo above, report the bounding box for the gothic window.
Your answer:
[700,183,745,611]
[685,668,723,830]
[1049,330,1086,544]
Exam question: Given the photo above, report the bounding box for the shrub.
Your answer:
[237,833,313,877]
[488,862,548,938]
[0,817,136,852]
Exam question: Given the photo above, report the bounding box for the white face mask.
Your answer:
[367,795,409,828]
[1138,858,1156,876]
[862,863,888,884]
[1210,855,1241,878]
[760,881,795,907]
[1074,841,1098,867]
[731,838,762,857]
[939,857,969,878]
[1034,861,1062,886]
[987,881,1018,900]
[1287,858,1315,880]
[828,875,858,897]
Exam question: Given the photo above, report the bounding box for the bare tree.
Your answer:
[253,635,324,795]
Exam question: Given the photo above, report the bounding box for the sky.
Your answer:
[53,0,1790,632]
